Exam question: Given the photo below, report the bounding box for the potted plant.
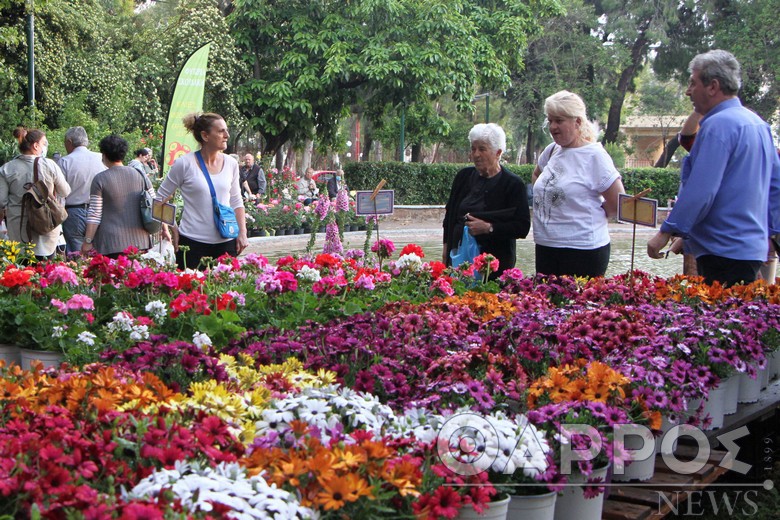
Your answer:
[434,409,555,520]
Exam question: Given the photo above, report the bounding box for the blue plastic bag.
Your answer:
[449,225,481,267]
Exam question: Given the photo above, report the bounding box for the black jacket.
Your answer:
[443,166,530,276]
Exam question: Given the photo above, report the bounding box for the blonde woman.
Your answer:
[531,91,625,277]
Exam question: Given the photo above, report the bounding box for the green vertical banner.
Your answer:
[161,43,211,176]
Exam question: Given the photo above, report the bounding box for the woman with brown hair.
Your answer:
[156,113,248,269]
[0,127,71,260]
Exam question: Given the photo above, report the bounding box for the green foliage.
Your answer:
[230,0,563,154]
[344,161,535,205]
[136,0,242,126]
[604,142,626,169]
[654,0,779,124]
[620,167,680,204]
[0,139,17,165]
[343,161,680,205]
[507,0,613,160]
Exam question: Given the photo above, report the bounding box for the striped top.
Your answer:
[87,165,153,255]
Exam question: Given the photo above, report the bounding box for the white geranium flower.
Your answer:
[76,331,96,346]
[396,253,423,271]
[144,300,167,321]
[296,265,322,282]
[107,311,134,333]
[193,331,212,349]
[140,250,169,266]
[129,324,149,342]
[52,326,66,338]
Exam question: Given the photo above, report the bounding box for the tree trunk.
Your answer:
[654,135,680,168]
[284,145,297,171]
[301,138,314,172]
[525,122,535,164]
[229,127,245,155]
[411,143,422,162]
[602,29,650,144]
[363,135,373,161]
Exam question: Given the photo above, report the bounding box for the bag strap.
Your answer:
[134,165,151,191]
[21,157,42,241]
[195,150,218,199]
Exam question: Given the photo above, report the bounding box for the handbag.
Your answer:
[449,225,481,267]
[20,157,68,239]
[135,168,162,234]
[195,151,239,239]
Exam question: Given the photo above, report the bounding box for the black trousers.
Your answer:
[176,234,237,270]
[696,255,762,287]
[535,243,611,278]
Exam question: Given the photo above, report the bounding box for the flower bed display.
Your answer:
[1,243,779,518]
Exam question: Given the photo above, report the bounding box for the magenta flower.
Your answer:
[472,253,499,276]
[67,294,94,311]
[371,239,396,259]
[336,188,349,212]
[323,221,343,255]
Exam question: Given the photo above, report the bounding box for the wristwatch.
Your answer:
[84,237,94,244]
[488,224,494,234]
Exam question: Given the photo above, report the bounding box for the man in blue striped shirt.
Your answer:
[647,50,780,286]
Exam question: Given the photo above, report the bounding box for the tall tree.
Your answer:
[651,0,779,163]
[133,0,242,133]
[230,0,562,156]
[506,0,612,163]
[587,0,678,145]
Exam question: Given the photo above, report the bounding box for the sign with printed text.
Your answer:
[618,194,658,227]
[356,190,394,216]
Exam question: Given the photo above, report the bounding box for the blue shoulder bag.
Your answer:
[195,151,239,239]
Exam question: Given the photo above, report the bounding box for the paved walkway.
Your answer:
[245,218,660,258]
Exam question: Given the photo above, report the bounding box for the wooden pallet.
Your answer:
[603,378,780,518]
[602,445,729,519]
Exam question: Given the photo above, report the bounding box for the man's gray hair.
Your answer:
[468,123,506,153]
[64,126,89,147]
[689,49,741,96]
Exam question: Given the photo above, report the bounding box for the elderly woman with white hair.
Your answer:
[443,123,531,278]
[531,90,625,277]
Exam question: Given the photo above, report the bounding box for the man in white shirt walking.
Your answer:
[59,127,105,255]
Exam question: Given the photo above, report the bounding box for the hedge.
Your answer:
[344,162,681,206]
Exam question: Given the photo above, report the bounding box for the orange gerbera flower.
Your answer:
[565,378,586,401]
[308,447,337,481]
[315,474,359,510]
[278,455,309,487]
[381,459,422,497]
[90,388,121,412]
[582,383,612,403]
[361,439,393,461]
[333,446,368,471]
[643,409,662,431]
